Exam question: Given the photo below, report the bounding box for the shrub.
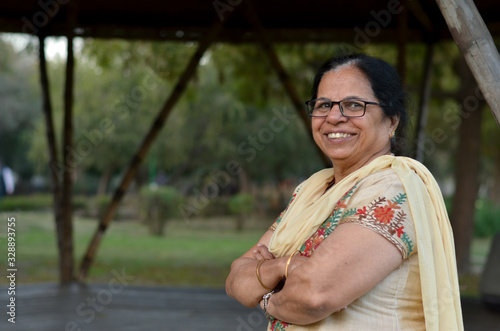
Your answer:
[0,194,89,212]
[228,193,255,232]
[139,185,183,236]
[474,200,500,237]
[0,194,53,211]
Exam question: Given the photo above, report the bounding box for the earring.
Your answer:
[390,131,395,138]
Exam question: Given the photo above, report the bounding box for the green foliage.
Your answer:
[0,194,53,211]
[228,193,255,232]
[474,200,500,237]
[0,194,87,211]
[0,35,41,177]
[139,185,183,235]
[228,193,255,216]
[1,33,499,214]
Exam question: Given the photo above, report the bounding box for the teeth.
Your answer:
[328,133,352,139]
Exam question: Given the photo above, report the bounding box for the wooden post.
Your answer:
[243,0,331,167]
[38,35,66,282]
[397,3,408,83]
[78,19,226,281]
[436,0,500,128]
[60,34,75,283]
[413,42,435,161]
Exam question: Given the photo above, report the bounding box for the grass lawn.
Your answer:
[0,211,269,287]
[0,211,493,297]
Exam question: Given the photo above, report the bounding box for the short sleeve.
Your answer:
[339,169,417,259]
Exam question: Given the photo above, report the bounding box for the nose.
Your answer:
[325,103,347,123]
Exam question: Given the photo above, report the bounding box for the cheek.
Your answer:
[311,122,324,145]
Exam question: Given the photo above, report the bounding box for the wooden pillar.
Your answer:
[436,0,500,128]
[397,3,408,82]
[60,34,75,283]
[78,19,226,281]
[243,0,331,167]
[413,42,435,161]
[38,35,66,282]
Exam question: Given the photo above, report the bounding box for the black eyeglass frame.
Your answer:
[304,98,386,118]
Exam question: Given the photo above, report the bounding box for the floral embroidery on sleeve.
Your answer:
[346,192,414,258]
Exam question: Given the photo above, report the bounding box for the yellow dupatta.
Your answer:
[268,155,463,331]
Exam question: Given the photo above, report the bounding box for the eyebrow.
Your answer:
[317,95,368,101]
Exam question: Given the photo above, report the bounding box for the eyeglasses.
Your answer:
[305,98,386,118]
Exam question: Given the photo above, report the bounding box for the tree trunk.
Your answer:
[490,152,500,207]
[413,42,435,161]
[450,59,484,274]
[97,169,112,196]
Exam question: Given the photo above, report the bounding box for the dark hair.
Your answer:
[310,53,409,155]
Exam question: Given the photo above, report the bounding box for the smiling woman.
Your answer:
[226,53,463,331]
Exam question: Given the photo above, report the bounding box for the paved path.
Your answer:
[0,283,499,330]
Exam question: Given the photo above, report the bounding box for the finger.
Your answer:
[256,244,275,260]
[252,249,265,260]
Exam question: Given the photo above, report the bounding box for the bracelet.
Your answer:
[285,249,301,279]
[256,259,272,291]
[262,290,274,320]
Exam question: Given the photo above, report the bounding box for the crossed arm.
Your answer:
[225,222,403,325]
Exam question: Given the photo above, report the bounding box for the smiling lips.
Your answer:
[327,132,354,139]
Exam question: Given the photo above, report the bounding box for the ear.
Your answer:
[389,114,400,133]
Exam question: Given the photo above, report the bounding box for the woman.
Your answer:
[225,53,463,330]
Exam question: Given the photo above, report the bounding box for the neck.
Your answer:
[332,148,392,183]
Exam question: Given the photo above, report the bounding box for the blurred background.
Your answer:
[0,0,499,307]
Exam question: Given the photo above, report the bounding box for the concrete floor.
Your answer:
[0,283,499,331]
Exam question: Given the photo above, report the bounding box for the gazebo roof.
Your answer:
[1,0,499,43]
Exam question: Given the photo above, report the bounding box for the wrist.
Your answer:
[285,250,301,279]
[261,290,274,320]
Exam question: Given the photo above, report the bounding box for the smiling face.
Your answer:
[312,65,399,177]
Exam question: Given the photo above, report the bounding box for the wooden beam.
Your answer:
[243,0,331,167]
[78,19,226,281]
[406,0,434,35]
[436,0,500,128]
[413,42,435,162]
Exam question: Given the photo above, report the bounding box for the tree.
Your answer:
[0,36,41,178]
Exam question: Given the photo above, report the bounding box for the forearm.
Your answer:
[226,257,286,307]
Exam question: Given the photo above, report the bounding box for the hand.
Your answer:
[253,244,275,260]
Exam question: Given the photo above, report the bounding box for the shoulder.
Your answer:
[352,168,405,200]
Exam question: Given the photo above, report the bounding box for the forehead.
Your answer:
[317,65,375,99]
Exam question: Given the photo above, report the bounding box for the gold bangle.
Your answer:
[256,259,272,291]
[285,249,301,279]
